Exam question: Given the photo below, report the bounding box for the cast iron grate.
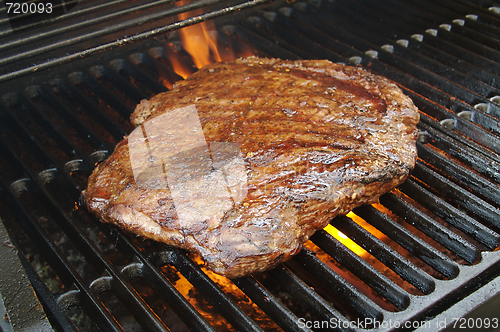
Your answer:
[1,0,500,331]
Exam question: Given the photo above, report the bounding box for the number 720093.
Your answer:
[6,2,53,14]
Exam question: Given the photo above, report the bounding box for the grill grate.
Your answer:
[0,0,275,83]
[1,0,500,331]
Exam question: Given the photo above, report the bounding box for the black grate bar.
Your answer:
[266,265,353,331]
[1,85,214,331]
[331,215,439,292]
[0,177,122,331]
[310,229,411,311]
[439,18,500,52]
[136,49,186,88]
[233,276,313,332]
[381,36,500,98]
[242,16,330,61]
[463,14,500,40]
[159,247,266,332]
[0,0,275,83]
[415,0,499,18]
[0,0,79,28]
[347,0,500,78]
[429,25,500,66]
[0,94,94,169]
[67,71,136,122]
[468,106,500,137]
[415,29,500,77]
[0,105,69,172]
[221,24,302,61]
[113,242,216,331]
[50,78,130,142]
[286,2,378,58]
[279,0,498,126]
[0,0,175,50]
[409,30,500,86]
[88,65,151,105]
[286,1,492,107]
[1,156,172,331]
[411,162,500,227]
[0,0,249,63]
[417,121,500,184]
[39,182,174,332]
[0,96,176,331]
[345,0,446,30]
[315,15,500,104]
[2,2,500,328]
[336,2,500,93]
[293,248,384,322]
[285,0,500,131]
[398,179,500,250]
[347,50,500,157]
[27,85,114,152]
[416,140,500,205]
[16,245,79,332]
[353,205,461,277]
[406,93,500,157]
[379,191,482,264]
[109,59,168,97]
[263,9,362,62]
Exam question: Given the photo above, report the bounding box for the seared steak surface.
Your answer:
[83,57,419,278]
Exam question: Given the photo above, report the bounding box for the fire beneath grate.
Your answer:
[1,0,500,331]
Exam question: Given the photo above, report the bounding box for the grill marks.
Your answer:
[135,59,391,160]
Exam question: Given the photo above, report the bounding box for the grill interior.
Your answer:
[1,0,500,331]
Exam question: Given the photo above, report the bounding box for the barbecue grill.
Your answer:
[1,0,500,331]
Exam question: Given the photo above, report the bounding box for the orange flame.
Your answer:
[176,0,221,70]
[179,21,222,69]
[166,0,255,79]
[323,210,387,258]
[167,46,196,79]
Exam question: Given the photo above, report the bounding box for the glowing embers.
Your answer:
[128,104,248,227]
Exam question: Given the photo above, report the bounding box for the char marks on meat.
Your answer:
[83,57,419,278]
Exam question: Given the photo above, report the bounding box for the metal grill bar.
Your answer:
[266,1,500,156]
[0,0,275,83]
[159,248,267,332]
[333,216,443,291]
[266,265,352,329]
[293,248,384,322]
[398,179,500,250]
[416,141,500,204]
[379,192,481,264]
[233,276,311,332]
[0,0,175,52]
[0,0,79,33]
[411,163,500,225]
[0,139,170,332]
[67,71,136,125]
[15,244,78,332]
[0,180,121,331]
[0,99,213,332]
[353,205,459,277]
[311,230,410,311]
[416,121,500,184]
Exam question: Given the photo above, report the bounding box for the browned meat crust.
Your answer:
[83,57,419,278]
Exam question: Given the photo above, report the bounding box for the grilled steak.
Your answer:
[83,57,419,278]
